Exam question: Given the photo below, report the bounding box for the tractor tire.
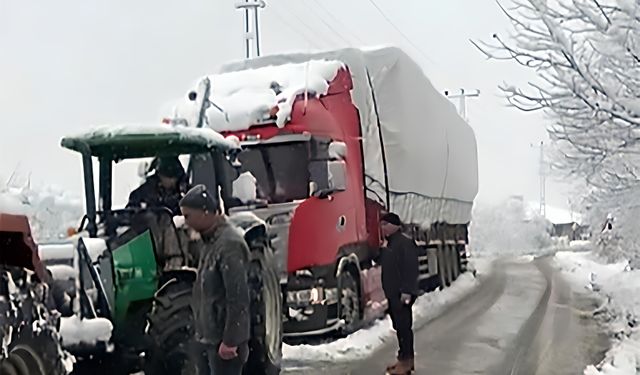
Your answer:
[0,266,70,375]
[145,276,198,375]
[245,247,282,375]
[1,328,69,375]
[338,270,361,335]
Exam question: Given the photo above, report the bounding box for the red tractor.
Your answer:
[0,212,71,375]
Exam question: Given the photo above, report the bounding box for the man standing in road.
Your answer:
[179,184,251,375]
[380,212,420,374]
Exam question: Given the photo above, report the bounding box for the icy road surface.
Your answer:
[284,257,609,374]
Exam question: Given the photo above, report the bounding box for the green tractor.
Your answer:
[54,124,283,374]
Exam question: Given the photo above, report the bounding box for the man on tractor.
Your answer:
[127,156,190,215]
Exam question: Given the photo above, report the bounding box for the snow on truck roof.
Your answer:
[179,47,479,226]
[61,123,239,159]
[175,60,344,132]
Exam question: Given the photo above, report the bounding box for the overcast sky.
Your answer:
[0,0,573,211]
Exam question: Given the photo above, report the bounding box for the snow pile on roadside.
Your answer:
[283,270,481,365]
[0,185,83,241]
[554,250,640,374]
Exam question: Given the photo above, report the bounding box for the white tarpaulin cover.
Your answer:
[203,47,478,226]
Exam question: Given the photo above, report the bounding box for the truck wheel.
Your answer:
[245,248,282,375]
[146,275,198,375]
[0,267,69,375]
[338,270,361,335]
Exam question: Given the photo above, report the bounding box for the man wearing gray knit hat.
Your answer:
[180,184,251,375]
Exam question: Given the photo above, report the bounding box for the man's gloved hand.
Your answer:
[218,342,238,360]
[401,293,412,305]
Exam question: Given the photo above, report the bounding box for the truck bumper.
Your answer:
[283,286,341,337]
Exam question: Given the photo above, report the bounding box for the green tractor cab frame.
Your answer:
[61,127,239,238]
[60,126,282,374]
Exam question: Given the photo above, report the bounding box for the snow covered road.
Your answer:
[284,257,609,374]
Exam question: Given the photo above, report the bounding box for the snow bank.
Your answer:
[176,60,343,132]
[283,271,480,365]
[59,316,113,347]
[554,250,640,374]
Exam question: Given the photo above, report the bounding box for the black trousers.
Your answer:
[388,296,416,360]
[194,341,249,375]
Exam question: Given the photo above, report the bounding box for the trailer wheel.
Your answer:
[245,247,282,375]
[338,270,361,335]
[436,246,447,290]
[145,275,198,375]
[450,245,460,282]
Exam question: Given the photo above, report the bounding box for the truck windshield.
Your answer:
[237,141,310,204]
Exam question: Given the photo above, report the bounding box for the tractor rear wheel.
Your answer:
[245,248,283,375]
[145,274,198,375]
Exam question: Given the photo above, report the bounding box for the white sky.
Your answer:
[0,0,572,210]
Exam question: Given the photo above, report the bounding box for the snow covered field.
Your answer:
[283,260,487,367]
[554,247,640,374]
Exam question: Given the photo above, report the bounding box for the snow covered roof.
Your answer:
[61,123,238,158]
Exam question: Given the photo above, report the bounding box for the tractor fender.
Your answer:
[156,269,197,296]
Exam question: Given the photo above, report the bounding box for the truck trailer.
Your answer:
[175,47,479,337]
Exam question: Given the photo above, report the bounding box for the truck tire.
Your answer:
[436,246,448,289]
[338,270,361,335]
[245,248,282,375]
[146,275,197,375]
[0,267,69,375]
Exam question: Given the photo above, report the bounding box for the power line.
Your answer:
[278,1,344,47]
[288,0,353,46]
[269,5,323,49]
[310,0,367,46]
[364,0,437,65]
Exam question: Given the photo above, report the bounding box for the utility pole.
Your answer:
[444,88,480,121]
[531,141,546,218]
[235,0,266,59]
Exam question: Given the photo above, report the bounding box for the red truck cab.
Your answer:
[221,68,387,336]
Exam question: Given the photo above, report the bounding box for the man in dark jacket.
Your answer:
[127,156,189,216]
[179,184,251,375]
[380,212,419,374]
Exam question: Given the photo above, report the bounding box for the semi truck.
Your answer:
[175,47,479,337]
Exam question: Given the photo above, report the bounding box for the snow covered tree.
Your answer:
[475,0,640,263]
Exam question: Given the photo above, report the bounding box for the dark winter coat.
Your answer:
[192,219,251,347]
[380,231,420,299]
[126,174,188,216]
